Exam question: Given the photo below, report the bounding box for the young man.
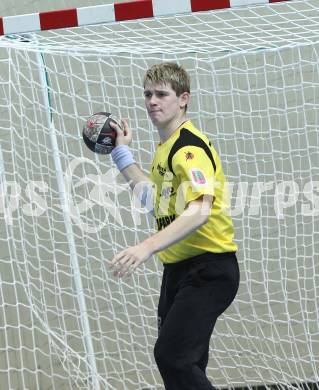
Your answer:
[110,62,239,390]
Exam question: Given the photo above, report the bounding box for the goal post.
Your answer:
[0,0,318,389]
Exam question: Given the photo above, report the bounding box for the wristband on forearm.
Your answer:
[111,145,135,172]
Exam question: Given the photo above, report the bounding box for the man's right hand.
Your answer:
[111,118,132,147]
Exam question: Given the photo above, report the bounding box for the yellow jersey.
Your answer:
[149,120,237,264]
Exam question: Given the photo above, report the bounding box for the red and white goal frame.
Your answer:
[0,1,318,390]
[1,0,290,36]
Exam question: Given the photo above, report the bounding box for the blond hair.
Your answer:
[143,62,190,96]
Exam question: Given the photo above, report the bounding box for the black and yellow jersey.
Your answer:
[149,120,237,264]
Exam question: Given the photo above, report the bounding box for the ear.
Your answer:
[179,91,190,109]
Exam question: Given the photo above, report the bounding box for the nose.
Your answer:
[149,94,158,106]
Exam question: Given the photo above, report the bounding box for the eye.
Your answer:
[156,91,167,98]
[144,91,152,98]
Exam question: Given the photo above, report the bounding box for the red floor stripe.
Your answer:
[0,17,3,35]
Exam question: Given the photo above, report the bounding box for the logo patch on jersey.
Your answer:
[157,163,167,176]
[160,186,175,199]
[190,168,207,185]
[156,215,176,231]
[185,151,194,161]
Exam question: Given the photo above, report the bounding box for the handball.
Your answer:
[82,112,120,154]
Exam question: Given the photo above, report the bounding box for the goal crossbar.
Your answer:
[0,0,292,36]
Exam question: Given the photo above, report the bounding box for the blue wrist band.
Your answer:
[111,145,135,172]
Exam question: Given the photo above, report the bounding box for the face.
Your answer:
[143,82,189,129]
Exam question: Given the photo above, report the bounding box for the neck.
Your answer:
[157,114,188,144]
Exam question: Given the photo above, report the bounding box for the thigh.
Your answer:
[157,269,176,333]
[156,282,217,365]
[156,256,239,360]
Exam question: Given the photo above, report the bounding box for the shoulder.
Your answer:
[168,121,216,174]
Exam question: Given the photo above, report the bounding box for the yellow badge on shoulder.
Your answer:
[190,168,207,185]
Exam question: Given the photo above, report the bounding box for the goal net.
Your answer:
[0,0,318,389]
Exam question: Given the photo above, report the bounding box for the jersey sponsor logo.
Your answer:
[157,163,167,176]
[190,168,207,185]
[156,214,176,230]
[185,151,194,161]
[160,186,175,199]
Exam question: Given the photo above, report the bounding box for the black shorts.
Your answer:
[158,251,239,329]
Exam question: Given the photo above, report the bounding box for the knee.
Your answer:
[153,339,165,368]
[153,338,184,372]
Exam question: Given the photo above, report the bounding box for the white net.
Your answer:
[0,0,318,389]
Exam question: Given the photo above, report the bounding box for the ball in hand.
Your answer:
[82,112,119,154]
